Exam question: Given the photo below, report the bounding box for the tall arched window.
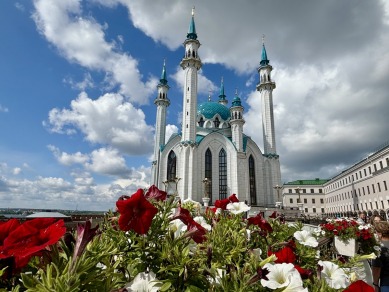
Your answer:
[249,155,257,205]
[167,151,177,180]
[205,148,212,199]
[214,117,220,128]
[219,149,227,199]
[198,117,204,127]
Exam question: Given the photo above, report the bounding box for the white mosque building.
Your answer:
[151,10,281,206]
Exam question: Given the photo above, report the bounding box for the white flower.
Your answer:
[125,271,160,292]
[169,219,187,238]
[318,260,350,289]
[193,216,212,231]
[293,230,318,247]
[261,263,305,291]
[226,202,250,214]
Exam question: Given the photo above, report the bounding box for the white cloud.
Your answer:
[48,145,89,166]
[32,0,157,105]
[45,92,154,155]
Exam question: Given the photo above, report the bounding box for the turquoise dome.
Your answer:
[197,101,230,120]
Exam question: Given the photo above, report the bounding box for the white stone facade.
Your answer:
[151,12,281,206]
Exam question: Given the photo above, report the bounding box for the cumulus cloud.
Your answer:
[45,92,154,155]
[32,0,157,105]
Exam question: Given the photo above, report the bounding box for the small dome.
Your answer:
[231,95,242,107]
[197,101,230,121]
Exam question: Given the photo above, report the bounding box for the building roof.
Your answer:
[197,101,230,121]
[284,178,330,186]
[26,212,70,218]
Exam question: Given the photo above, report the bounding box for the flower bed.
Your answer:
[0,186,378,291]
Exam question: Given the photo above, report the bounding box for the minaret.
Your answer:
[256,39,277,155]
[151,60,170,186]
[218,77,228,106]
[229,89,245,152]
[180,7,202,143]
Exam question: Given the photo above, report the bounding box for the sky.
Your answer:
[1,0,389,211]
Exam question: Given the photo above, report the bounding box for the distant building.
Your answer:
[282,178,329,217]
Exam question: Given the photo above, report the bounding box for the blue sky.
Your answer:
[1,0,389,211]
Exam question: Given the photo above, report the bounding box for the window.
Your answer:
[198,117,204,127]
[304,208,308,213]
[312,198,315,204]
[214,117,220,128]
[321,208,325,213]
[248,155,257,205]
[310,189,314,193]
[320,198,324,204]
[205,148,212,199]
[167,151,177,180]
[302,189,306,193]
[367,186,370,194]
[290,198,293,204]
[369,166,371,174]
[319,189,323,193]
[313,208,316,213]
[384,181,388,191]
[380,161,383,169]
[372,184,376,193]
[364,169,367,176]
[378,182,381,192]
[374,164,377,172]
[288,189,292,193]
[304,198,307,203]
[219,149,227,199]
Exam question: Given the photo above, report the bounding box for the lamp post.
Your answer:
[273,185,283,209]
[163,177,181,198]
[202,178,211,207]
[296,187,304,217]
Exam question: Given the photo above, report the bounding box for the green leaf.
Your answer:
[159,281,172,291]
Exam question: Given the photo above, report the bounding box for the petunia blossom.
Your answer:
[185,219,207,244]
[144,185,167,201]
[226,202,250,214]
[268,246,296,264]
[116,189,158,234]
[125,271,160,292]
[0,218,66,270]
[343,280,374,292]
[318,260,350,289]
[293,230,318,247]
[260,263,306,291]
[247,213,273,235]
[193,216,212,231]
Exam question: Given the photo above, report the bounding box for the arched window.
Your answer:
[205,148,212,199]
[219,149,227,199]
[249,155,257,205]
[198,117,204,127]
[167,151,177,180]
[214,117,220,128]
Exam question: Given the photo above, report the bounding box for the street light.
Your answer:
[202,178,211,207]
[163,177,181,198]
[296,187,304,217]
[273,185,283,209]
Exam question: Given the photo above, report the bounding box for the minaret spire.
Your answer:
[230,89,245,152]
[256,39,276,155]
[218,77,228,106]
[187,6,197,40]
[151,60,170,186]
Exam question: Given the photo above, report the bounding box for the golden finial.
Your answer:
[262,34,265,45]
[192,6,195,16]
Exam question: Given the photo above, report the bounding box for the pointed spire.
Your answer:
[232,88,242,107]
[260,34,269,66]
[187,6,197,40]
[218,77,226,102]
[159,59,168,85]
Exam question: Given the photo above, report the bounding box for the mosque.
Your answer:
[151,10,281,206]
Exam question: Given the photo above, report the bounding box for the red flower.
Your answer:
[214,194,240,210]
[116,189,158,234]
[185,219,207,244]
[0,219,20,245]
[171,205,193,225]
[228,194,239,203]
[145,185,167,201]
[343,280,374,292]
[247,213,273,235]
[268,246,296,263]
[0,218,66,270]
[214,198,230,210]
[269,211,278,218]
[73,220,100,259]
[294,265,313,279]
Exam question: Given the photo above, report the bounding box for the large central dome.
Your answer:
[197,101,230,121]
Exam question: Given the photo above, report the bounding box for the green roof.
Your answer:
[284,178,330,186]
[198,101,230,120]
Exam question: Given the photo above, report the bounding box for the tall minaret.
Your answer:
[151,60,170,186]
[256,39,277,155]
[180,7,202,143]
[218,77,228,106]
[230,90,245,152]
